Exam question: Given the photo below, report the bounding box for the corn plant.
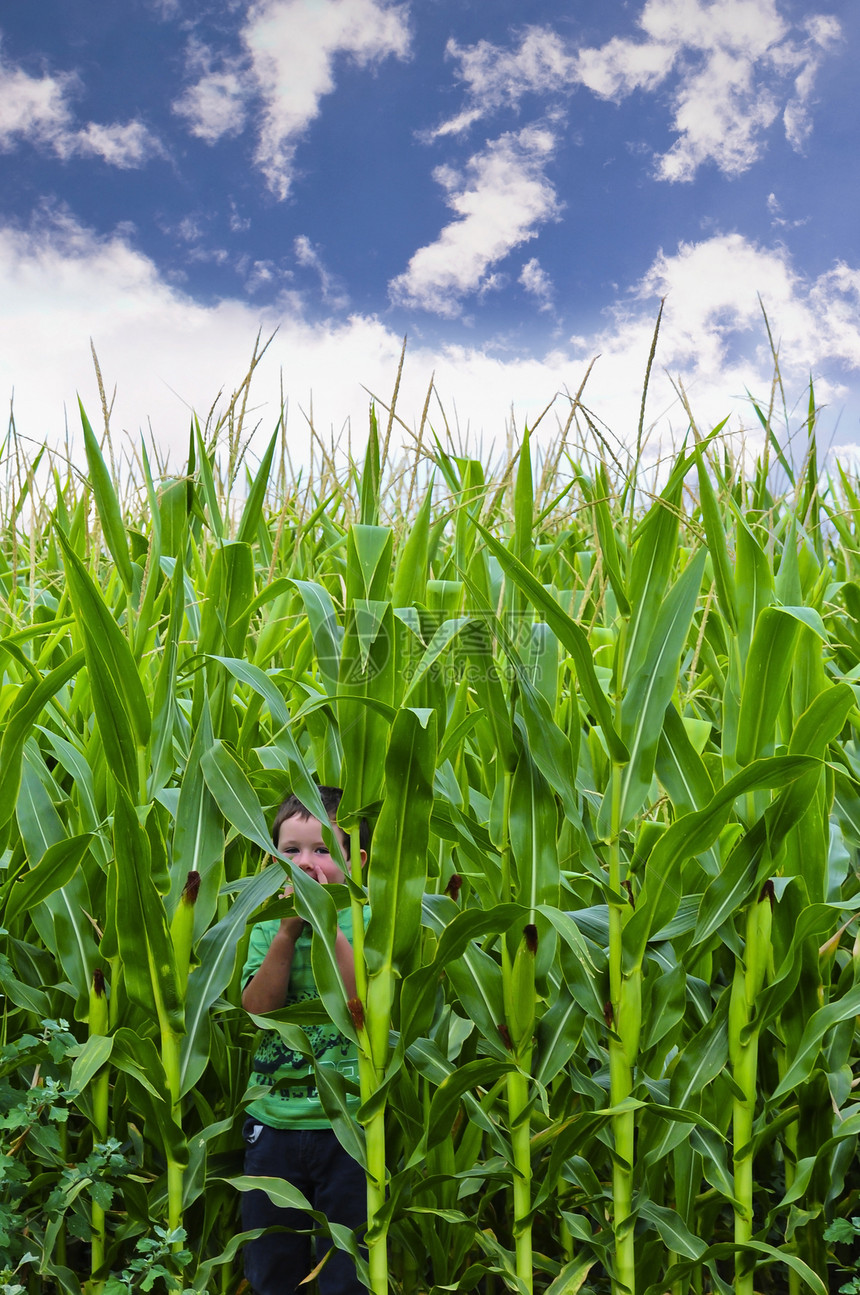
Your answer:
[2,359,860,1295]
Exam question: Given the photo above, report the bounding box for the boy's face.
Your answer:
[275,813,350,886]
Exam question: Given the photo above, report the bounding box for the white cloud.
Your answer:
[245,259,279,292]
[580,0,842,180]
[71,120,163,168]
[782,13,842,150]
[433,28,574,135]
[247,0,410,197]
[294,235,349,309]
[0,41,75,147]
[766,191,808,231]
[1,214,858,477]
[172,59,249,143]
[519,257,554,312]
[229,203,251,233]
[175,0,410,198]
[574,233,860,450]
[435,2,841,183]
[0,38,162,168]
[389,127,561,317]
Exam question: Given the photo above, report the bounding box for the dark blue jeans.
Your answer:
[242,1119,366,1295]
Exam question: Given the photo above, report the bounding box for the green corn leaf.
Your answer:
[788,681,855,757]
[420,898,508,1057]
[110,1029,166,1099]
[592,465,630,615]
[694,438,737,632]
[197,541,255,661]
[200,739,277,855]
[405,1037,508,1154]
[17,741,64,862]
[543,1257,597,1295]
[514,680,579,828]
[236,426,279,545]
[750,898,850,1039]
[735,606,804,764]
[312,1061,368,1168]
[171,698,224,935]
[113,786,184,1035]
[136,442,165,659]
[79,399,134,596]
[57,529,151,795]
[346,524,393,602]
[193,416,225,539]
[689,1125,738,1204]
[6,832,93,923]
[534,984,585,1085]
[291,579,342,695]
[657,1241,826,1295]
[392,486,432,608]
[509,742,559,915]
[655,702,715,816]
[734,513,775,660]
[474,519,628,763]
[624,755,818,972]
[366,707,436,975]
[402,616,471,702]
[205,660,345,856]
[536,906,604,1020]
[226,1175,314,1212]
[461,617,517,774]
[425,1058,514,1152]
[150,546,186,793]
[0,965,51,1018]
[338,600,395,824]
[208,654,289,727]
[624,477,683,684]
[638,1200,706,1260]
[69,1033,114,1095]
[360,406,381,526]
[772,979,860,1101]
[180,867,282,1094]
[291,865,357,1044]
[0,649,84,829]
[599,547,706,835]
[514,426,533,567]
[38,865,98,1021]
[668,989,729,1109]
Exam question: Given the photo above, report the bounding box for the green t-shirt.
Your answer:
[242,909,361,1130]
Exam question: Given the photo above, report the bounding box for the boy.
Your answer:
[241,786,369,1295]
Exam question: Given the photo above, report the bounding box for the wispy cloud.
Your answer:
[175,0,411,199]
[766,191,809,231]
[71,120,164,168]
[0,37,163,167]
[575,232,860,441]
[519,257,554,312]
[172,42,249,143]
[389,126,561,317]
[1,214,858,464]
[434,1,841,182]
[294,235,349,309]
[430,28,573,137]
[0,38,74,147]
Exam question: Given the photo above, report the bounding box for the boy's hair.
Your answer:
[270,785,370,858]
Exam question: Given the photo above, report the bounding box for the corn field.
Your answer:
[3,361,860,1295]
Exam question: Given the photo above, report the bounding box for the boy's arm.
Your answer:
[334,926,357,1001]
[242,916,305,1014]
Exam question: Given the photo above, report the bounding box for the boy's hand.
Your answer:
[282,863,330,894]
[278,864,329,934]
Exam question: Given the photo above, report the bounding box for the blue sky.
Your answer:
[1,0,858,470]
